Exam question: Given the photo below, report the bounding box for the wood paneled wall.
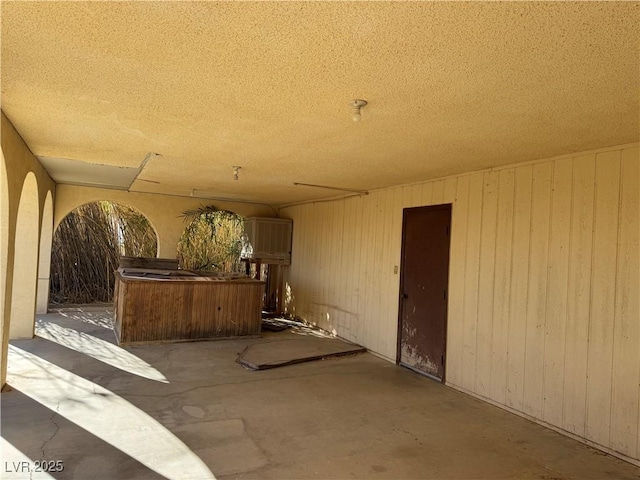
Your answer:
[281,145,639,463]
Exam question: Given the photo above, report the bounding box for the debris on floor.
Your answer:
[239,318,366,370]
[261,317,291,332]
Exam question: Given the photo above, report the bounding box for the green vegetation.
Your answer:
[177,206,244,273]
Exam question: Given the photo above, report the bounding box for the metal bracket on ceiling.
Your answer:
[293,182,369,194]
[128,152,162,190]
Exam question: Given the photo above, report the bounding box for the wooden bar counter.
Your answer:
[113,269,264,345]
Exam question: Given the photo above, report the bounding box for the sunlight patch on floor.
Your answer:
[35,318,169,383]
[6,345,216,480]
[0,438,56,480]
[53,307,115,329]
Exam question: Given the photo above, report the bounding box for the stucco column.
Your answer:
[150,218,183,259]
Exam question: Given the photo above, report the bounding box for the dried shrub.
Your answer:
[49,201,157,304]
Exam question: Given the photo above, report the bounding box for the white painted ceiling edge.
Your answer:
[1,1,638,205]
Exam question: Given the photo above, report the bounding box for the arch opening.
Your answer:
[1,149,9,328]
[177,206,244,273]
[1,149,10,385]
[50,201,158,305]
[36,190,53,313]
[10,172,40,339]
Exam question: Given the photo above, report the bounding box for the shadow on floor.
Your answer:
[2,307,638,480]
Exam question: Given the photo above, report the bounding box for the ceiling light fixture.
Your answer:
[350,99,368,122]
[232,166,241,181]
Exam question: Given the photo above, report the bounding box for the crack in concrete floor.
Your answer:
[2,308,639,480]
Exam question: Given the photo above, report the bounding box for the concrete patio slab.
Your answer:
[1,308,639,480]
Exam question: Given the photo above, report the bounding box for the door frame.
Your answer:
[395,203,452,382]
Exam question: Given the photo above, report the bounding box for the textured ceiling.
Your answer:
[2,1,638,206]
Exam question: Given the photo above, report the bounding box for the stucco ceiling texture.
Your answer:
[2,2,638,205]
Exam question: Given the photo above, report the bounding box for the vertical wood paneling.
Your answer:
[336,200,349,338]
[349,196,364,342]
[586,151,621,445]
[302,205,315,322]
[297,204,310,316]
[292,205,303,315]
[324,202,335,330]
[506,165,533,411]
[447,175,469,386]
[411,183,422,207]
[389,187,404,352]
[357,194,371,346]
[312,203,323,324]
[322,203,333,329]
[296,204,308,316]
[403,185,413,209]
[304,204,316,320]
[421,182,433,206]
[325,202,336,328]
[365,192,380,349]
[490,169,515,404]
[334,201,345,333]
[543,157,572,427]
[443,177,458,204]
[371,193,386,353]
[461,173,483,390]
[317,204,328,326]
[563,154,595,436]
[282,145,640,463]
[610,148,639,458]
[475,171,499,398]
[342,198,355,341]
[287,205,299,314]
[379,190,394,355]
[299,206,310,318]
[432,180,445,204]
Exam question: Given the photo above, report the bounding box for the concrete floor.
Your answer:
[2,308,639,480]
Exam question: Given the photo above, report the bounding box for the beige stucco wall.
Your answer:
[1,111,56,386]
[54,186,275,258]
[36,191,54,314]
[281,144,640,465]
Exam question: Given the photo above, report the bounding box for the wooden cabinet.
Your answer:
[114,271,264,344]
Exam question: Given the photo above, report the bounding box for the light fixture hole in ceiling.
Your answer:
[351,99,368,122]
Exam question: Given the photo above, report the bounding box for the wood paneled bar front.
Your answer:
[114,270,264,345]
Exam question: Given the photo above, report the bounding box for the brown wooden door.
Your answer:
[398,204,452,381]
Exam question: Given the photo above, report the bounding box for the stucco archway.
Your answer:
[50,201,158,305]
[1,150,10,385]
[9,172,39,339]
[1,152,8,327]
[36,190,53,313]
